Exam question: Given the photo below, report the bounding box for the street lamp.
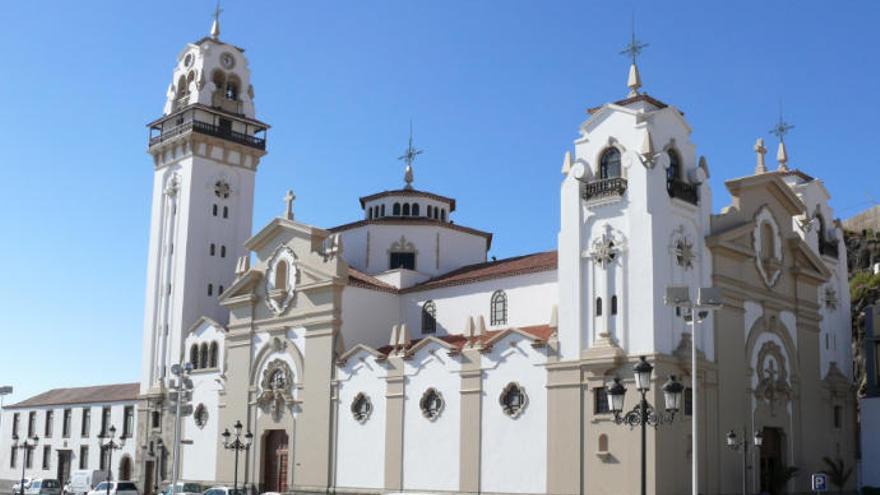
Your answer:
[607,356,685,495]
[665,285,722,495]
[726,428,764,495]
[169,363,193,495]
[101,425,124,495]
[12,434,38,495]
[221,420,253,494]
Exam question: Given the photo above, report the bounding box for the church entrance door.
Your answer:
[759,427,786,494]
[261,430,289,493]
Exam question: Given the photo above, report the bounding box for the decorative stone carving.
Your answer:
[753,341,792,413]
[753,207,783,288]
[499,382,528,419]
[265,245,298,315]
[824,286,839,311]
[257,359,295,420]
[420,388,444,421]
[588,225,625,268]
[350,393,373,423]
[671,225,696,270]
[164,175,180,197]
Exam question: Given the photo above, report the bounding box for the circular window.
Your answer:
[420,388,444,421]
[194,404,208,428]
[214,180,230,199]
[220,52,235,69]
[350,393,372,423]
[499,382,528,419]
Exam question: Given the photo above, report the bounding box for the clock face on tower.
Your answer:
[220,52,235,69]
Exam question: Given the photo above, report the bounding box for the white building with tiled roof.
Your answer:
[0,384,140,491]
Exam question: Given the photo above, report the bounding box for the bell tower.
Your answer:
[139,15,269,393]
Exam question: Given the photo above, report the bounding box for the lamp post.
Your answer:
[12,434,39,495]
[607,356,685,495]
[726,428,763,495]
[101,425,124,495]
[221,420,253,494]
[168,363,193,495]
[665,286,722,495]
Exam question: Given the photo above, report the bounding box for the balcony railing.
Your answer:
[583,177,628,202]
[667,179,699,205]
[819,237,840,258]
[149,120,266,150]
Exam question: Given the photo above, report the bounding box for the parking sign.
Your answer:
[811,473,828,492]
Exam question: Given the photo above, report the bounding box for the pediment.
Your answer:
[219,270,263,305]
[185,316,227,336]
[788,236,832,282]
[724,173,806,216]
[245,217,330,253]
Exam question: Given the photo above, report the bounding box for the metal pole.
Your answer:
[20,445,27,495]
[233,447,239,493]
[640,390,647,495]
[106,443,112,495]
[690,310,699,495]
[742,433,748,495]
[171,382,182,495]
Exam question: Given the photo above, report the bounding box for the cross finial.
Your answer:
[211,0,223,40]
[283,189,296,220]
[620,15,648,96]
[397,121,423,190]
[754,138,768,174]
[770,105,794,171]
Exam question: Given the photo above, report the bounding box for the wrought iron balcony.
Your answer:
[583,177,628,202]
[819,237,839,258]
[149,119,266,150]
[667,178,699,205]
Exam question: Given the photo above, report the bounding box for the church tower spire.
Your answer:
[620,17,648,97]
[398,122,423,190]
[210,0,222,40]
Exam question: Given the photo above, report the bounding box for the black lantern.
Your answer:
[607,377,627,414]
[633,356,653,391]
[662,375,684,413]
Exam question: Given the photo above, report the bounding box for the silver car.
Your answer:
[25,479,62,495]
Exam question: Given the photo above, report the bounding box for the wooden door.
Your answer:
[56,451,71,484]
[261,431,289,493]
[759,427,785,494]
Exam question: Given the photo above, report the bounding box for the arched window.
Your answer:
[207,284,213,296]
[599,148,621,179]
[225,75,240,101]
[222,206,228,219]
[412,203,420,216]
[212,204,218,216]
[440,209,446,222]
[380,204,385,217]
[176,75,188,98]
[666,149,681,183]
[220,245,226,258]
[199,343,209,369]
[189,345,199,369]
[402,203,411,216]
[434,208,439,220]
[275,260,289,290]
[611,295,618,315]
[212,69,226,91]
[490,290,508,326]
[210,243,216,256]
[596,297,603,316]
[427,205,433,218]
[816,213,827,242]
[761,223,775,262]
[209,342,218,368]
[393,203,401,216]
[421,300,437,334]
[218,285,224,295]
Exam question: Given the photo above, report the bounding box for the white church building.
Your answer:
[2,14,857,495]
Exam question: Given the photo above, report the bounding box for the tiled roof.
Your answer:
[347,268,398,293]
[358,189,456,211]
[376,324,554,356]
[403,251,557,292]
[587,93,680,115]
[6,383,139,409]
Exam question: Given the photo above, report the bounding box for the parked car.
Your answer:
[86,481,138,495]
[13,478,32,495]
[67,471,108,495]
[159,483,204,495]
[202,487,246,495]
[25,479,62,495]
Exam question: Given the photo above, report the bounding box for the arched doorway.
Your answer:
[759,427,787,494]
[261,430,289,493]
[118,456,132,481]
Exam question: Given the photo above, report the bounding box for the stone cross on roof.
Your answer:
[284,189,296,220]
[620,17,648,97]
[754,138,768,174]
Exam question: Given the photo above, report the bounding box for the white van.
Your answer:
[66,471,107,495]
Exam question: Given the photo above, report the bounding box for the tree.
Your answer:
[822,456,853,493]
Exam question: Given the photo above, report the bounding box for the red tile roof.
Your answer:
[6,383,140,409]
[347,268,398,293]
[403,250,557,292]
[329,217,493,247]
[376,324,554,356]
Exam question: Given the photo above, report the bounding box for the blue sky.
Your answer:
[0,1,876,404]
